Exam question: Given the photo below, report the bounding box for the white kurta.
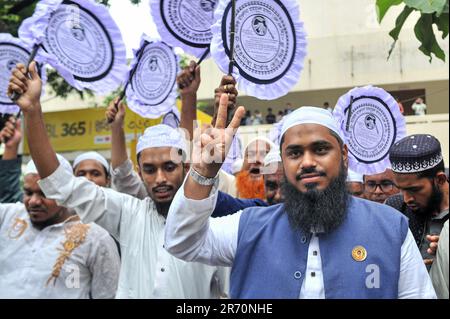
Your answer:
[39,165,229,299]
[0,203,120,299]
[165,180,437,299]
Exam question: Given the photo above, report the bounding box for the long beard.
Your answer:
[236,170,266,200]
[281,164,349,234]
[419,182,443,217]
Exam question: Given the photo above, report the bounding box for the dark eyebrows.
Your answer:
[311,140,333,149]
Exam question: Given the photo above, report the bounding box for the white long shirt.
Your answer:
[164,180,437,299]
[0,203,120,299]
[39,164,228,299]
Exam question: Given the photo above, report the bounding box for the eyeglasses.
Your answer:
[365,180,396,193]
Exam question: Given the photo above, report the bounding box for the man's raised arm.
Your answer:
[164,94,245,266]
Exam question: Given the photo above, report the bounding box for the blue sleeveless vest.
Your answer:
[230,197,409,299]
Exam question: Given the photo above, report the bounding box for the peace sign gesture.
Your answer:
[191,93,245,179]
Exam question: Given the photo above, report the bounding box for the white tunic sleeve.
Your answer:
[39,163,141,241]
[165,179,240,267]
[110,159,147,199]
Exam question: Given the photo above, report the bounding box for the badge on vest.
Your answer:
[352,246,367,262]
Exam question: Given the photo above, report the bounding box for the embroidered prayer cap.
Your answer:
[280,106,345,145]
[25,154,73,176]
[231,159,244,175]
[73,152,109,173]
[389,134,443,174]
[136,124,187,155]
[347,169,364,183]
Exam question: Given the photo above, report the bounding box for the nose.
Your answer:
[402,191,415,205]
[155,169,167,184]
[274,189,282,203]
[373,185,384,194]
[300,151,317,170]
[28,193,43,206]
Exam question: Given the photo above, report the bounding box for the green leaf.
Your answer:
[376,0,403,22]
[387,6,415,58]
[414,14,446,61]
[404,0,447,14]
[434,12,449,38]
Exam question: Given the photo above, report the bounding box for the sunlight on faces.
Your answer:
[137,147,186,204]
[74,159,110,187]
[281,124,348,194]
[23,174,66,228]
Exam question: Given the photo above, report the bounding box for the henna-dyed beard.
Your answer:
[236,170,266,200]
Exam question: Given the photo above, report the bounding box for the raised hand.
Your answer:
[105,97,126,128]
[177,61,201,95]
[192,93,245,178]
[212,75,238,125]
[7,61,42,113]
[0,117,22,148]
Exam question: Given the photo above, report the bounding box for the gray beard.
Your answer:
[281,164,350,234]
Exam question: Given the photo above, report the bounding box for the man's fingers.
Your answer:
[426,235,439,242]
[13,68,28,83]
[16,63,26,74]
[9,77,27,92]
[220,75,235,86]
[28,61,39,80]
[215,94,229,129]
[227,106,245,130]
[194,65,201,81]
[424,259,434,266]
[8,83,23,95]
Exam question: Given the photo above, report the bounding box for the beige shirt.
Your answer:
[430,220,449,299]
[0,203,120,299]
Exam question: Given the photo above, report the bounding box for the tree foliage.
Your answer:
[376,0,449,62]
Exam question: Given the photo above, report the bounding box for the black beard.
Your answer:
[418,182,443,217]
[281,164,349,234]
[155,202,171,218]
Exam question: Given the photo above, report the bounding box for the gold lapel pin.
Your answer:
[352,246,367,262]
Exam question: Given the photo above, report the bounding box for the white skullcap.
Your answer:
[231,158,244,174]
[280,107,345,144]
[25,154,73,176]
[264,150,282,167]
[136,124,187,155]
[73,152,109,173]
[347,169,364,183]
[244,137,276,156]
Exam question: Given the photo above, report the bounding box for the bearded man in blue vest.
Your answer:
[165,94,436,299]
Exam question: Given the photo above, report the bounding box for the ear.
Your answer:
[342,144,349,169]
[137,162,143,180]
[183,163,190,172]
[436,171,448,185]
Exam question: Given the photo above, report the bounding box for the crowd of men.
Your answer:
[0,60,448,299]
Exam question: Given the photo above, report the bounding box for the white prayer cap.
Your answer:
[25,154,73,176]
[264,150,282,167]
[231,159,244,175]
[73,152,109,173]
[347,169,364,183]
[244,137,276,156]
[280,107,344,144]
[136,124,187,155]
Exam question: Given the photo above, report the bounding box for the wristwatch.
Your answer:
[189,168,218,186]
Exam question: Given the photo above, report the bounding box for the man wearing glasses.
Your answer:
[363,169,399,204]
